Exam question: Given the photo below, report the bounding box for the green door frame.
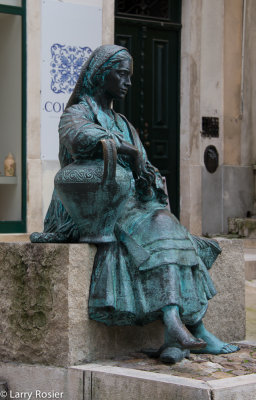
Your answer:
[0,0,27,233]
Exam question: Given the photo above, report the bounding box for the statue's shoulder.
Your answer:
[63,96,95,122]
[115,112,134,131]
[116,112,141,142]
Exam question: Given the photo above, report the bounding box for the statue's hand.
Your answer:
[118,141,144,177]
[117,141,154,189]
[133,151,146,179]
[133,156,155,201]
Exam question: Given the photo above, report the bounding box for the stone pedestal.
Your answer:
[0,239,245,367]
[228,217,256,238]
[0,243,164,367]
[204,238,245,342]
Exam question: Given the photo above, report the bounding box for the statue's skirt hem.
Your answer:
[88,303,209,327]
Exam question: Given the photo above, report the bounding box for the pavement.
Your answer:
[91,344,256,381]
[245,279,256,341]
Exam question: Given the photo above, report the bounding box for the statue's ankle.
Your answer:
[186,320,203,335]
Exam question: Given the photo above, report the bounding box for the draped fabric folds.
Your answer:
[44,94,221,327]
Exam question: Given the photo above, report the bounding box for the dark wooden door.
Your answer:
[115,1,181,217]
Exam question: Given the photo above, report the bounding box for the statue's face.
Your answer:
[103,59,133,100]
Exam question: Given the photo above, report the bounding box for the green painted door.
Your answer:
[115,1,181,217]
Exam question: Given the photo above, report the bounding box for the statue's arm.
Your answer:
[122,117,168,204]
[59,104,124,159]
[59,104,145,178]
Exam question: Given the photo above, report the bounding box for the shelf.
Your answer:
[0,176,17,184]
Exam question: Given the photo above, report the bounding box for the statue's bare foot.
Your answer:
[188,321,240,354]
[162,306,206,350]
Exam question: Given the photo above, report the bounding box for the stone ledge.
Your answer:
[0,238,245,367]
[72,364,256,400]
[1,359,256,400]
[0,362,82,400]
[0,234,30,242]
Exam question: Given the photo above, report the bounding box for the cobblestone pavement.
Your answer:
[93,343,256,381]
[91,283,256,381]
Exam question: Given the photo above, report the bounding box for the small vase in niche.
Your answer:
[4,153,16,177]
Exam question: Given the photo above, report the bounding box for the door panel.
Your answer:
[115,19,180,217]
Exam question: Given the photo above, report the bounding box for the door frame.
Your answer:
[0,0,27,233]
[115,3,181,217]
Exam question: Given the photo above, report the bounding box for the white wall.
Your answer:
[26,0,115,233]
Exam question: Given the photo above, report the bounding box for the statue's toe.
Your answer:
[221,343,240,354]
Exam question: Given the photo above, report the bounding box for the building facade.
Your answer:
[0,0,254,237]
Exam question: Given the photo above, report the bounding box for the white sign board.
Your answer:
[41,0,102,160]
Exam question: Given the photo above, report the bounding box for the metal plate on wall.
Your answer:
[204,145,219,173]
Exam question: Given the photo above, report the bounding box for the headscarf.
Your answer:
[65,44,132,110]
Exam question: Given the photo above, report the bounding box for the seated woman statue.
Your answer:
[31,45,239,363]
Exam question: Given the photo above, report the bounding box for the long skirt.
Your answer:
[89,207,220,327]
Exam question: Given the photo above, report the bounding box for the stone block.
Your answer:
[72,364,256,400]
[0,381,9,400]
[0,239,245,367]
[245,258,256,280]
[73,364,211,400]
[0,243,163,367]
[1,362,256,400]
[228,217,256,238]
[204,238,245,342]
[208,374,256,400]
[0,362,83,400]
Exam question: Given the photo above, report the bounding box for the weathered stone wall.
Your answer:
[0,239,245,367]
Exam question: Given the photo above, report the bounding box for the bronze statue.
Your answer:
[31,45,239,363]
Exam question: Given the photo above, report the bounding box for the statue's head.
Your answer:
[66,45,132,108]
[100,54,132,101]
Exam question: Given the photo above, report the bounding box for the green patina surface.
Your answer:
[29,45,238,362]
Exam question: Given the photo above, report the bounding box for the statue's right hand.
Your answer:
[133,151,146,179]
